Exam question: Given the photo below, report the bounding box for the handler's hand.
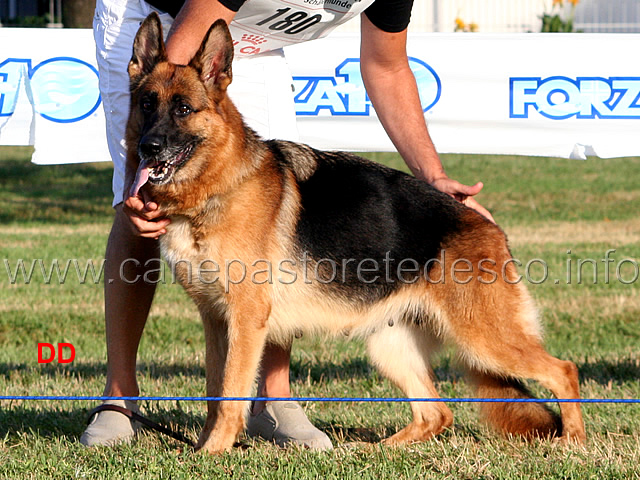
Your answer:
[122,192,170,239]
[430,177,495,224]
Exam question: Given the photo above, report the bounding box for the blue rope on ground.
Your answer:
[1,395,639,404]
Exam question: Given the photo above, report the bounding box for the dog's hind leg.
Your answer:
[366,323,453,445]
[447,280,586,444]
[468,345,585,443]
[196,293,271,454]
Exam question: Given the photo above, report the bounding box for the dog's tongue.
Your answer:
[130,163,150,198]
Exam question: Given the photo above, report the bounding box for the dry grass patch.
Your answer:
[0,297,103,315]
[506,218,640,247]
[538,292,640,319]
[0,224,110,237]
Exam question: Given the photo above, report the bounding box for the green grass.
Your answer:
[1,147,639,479]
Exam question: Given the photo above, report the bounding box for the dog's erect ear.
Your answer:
[129,12,167,89]
[190,19,234,95]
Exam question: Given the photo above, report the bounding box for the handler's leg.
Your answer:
[80,206,158,446]
[103,206,159,397]
[254,342,292,402]
[248,343,333,450]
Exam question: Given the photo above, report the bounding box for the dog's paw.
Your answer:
[381,422,442,446]
[557,430,587,446]
[195,437,235,455]
[195,444,233,455]
[195,429,238,454]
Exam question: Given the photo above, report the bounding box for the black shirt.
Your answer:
[146,0,413,33]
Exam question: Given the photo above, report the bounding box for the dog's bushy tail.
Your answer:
[468,370,562,439]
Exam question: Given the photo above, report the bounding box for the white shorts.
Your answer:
[93,0,299,206]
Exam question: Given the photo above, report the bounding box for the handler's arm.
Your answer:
[359,15,494,222]
[165,0,237,64]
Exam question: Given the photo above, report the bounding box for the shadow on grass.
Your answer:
[291,357,373,382]
[0,361,205,380]
[0,158,114,224]
[292,356,463,384]
[320,421,476,445]
[577,357,640,385]
[0,357,390,383]
[0,405,87,441]
[0,404,204,445]
[0,358,378,384]
[294,355,640,389]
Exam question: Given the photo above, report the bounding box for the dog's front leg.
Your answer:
[196,293,270,454]
[194,304,229,450]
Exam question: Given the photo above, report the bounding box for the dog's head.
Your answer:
[126,12,238,200]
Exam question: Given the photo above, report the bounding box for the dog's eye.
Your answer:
[176,104,193,117]
[141,98,154,114]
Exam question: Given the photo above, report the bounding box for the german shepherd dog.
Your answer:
[125,13,586,453]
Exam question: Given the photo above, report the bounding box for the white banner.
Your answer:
[0,28,108,165]
[1,29,639,164]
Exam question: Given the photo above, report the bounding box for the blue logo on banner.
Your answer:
[0,57,101,123]
[293,57,441,116]
[510,76,640,120]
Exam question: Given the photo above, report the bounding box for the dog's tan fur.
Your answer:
[125,14,586,453]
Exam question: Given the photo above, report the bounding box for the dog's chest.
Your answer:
[160,216,222,285]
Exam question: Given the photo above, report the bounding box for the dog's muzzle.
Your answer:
[129,136,195,197]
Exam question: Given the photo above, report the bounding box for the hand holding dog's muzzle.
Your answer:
[122,193,170,239]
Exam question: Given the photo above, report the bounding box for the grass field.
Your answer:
[0,146,639,479]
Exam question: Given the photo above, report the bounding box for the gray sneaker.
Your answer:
[80,399,142,447]
[247,401,333,450]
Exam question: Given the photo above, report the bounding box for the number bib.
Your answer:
[229,0,375,57]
